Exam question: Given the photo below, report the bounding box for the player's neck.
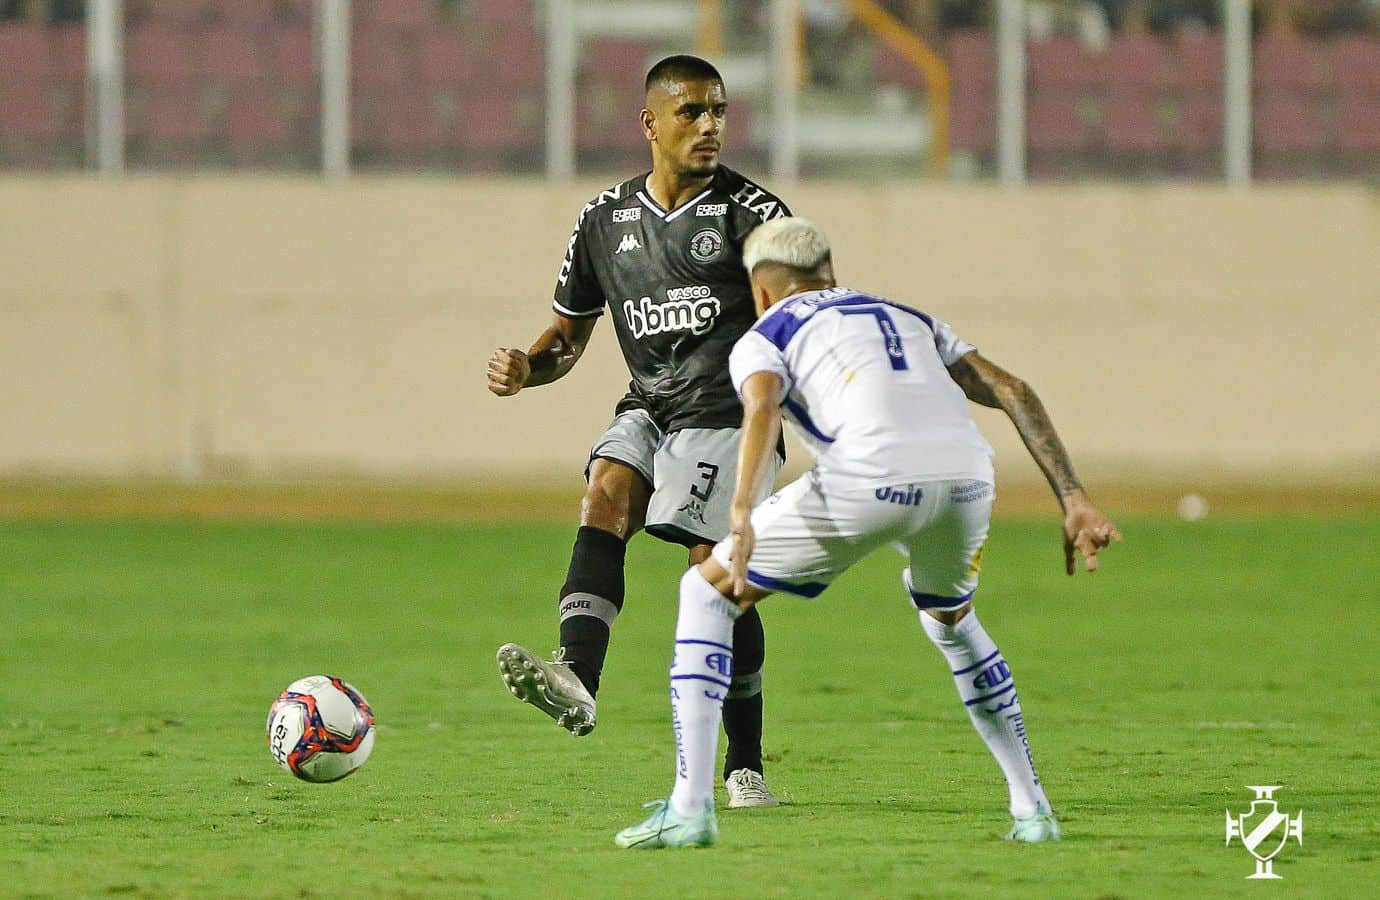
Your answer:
[645,167,714,212]
[781,277,835,300]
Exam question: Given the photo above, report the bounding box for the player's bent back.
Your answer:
[730,287,994,486]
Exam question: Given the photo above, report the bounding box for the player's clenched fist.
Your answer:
[487,348,531,397]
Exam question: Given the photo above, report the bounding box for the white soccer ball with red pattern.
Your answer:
[267,675,376,783]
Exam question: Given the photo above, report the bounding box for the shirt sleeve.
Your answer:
[729,331,793,401]
[929,316,977,367]
[552,216,604,319]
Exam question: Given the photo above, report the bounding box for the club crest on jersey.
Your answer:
[615,233,642,254]
[689,228,723,262]
[623,286,721,339]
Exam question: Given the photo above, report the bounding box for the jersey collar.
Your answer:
[636,175,715,223]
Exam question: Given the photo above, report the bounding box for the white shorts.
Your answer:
[711,472,994,611]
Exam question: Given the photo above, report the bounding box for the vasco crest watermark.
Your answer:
[1225,785,1304,880]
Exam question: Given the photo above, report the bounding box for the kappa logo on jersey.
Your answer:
[612,207,641,223]
[695,203,728,217]
[689,228,723,262]
[615,233,642,254]
[731,182,788,221]
[623,285,722,339]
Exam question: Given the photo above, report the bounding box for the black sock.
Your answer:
[557,525,626,696]
[723,603,765,779]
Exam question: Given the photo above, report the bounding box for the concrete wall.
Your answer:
[1,176,1376,485]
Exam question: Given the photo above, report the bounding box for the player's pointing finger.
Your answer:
[1076,530,1100,572]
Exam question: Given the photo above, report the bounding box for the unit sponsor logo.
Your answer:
[612,207,641,223]
[875,484,924,507]
[695,203,728,217]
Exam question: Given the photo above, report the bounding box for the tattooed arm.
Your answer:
[947,352,1084,499]
[947,351,1123,574]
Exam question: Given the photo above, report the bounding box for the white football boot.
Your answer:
[724,768,781,808]
[496,644,596,736]
[615,800,718,849]
[1005,803,1062,842]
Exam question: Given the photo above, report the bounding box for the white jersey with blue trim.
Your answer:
[728,286,995,485]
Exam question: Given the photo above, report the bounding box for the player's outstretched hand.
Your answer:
[487,348,531,397]
[1061,494,1123,575]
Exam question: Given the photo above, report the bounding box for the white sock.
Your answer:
[668,567,740,817]
[920,609,1050,818]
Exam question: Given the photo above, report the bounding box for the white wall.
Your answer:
[1,176,1376,485]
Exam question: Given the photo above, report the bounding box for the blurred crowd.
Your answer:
[7,0,1379,34]
[0,0,82,22]
[2,0,1376,178]
[884,0,1380,36]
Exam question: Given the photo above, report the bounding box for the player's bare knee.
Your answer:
[924,603,973,627]
[581,482,633,537]
[583,460,649,537]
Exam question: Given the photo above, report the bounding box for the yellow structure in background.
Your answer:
[696,0,952,176]
[848,0,951,177]
[697,0,724,57]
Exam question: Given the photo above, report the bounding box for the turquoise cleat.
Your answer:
[614,800,718,849]
[1006,803,1062,843]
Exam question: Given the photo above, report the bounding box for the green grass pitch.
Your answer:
[2,514,1376,898]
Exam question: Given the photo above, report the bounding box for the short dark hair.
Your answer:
[644,54,723,94]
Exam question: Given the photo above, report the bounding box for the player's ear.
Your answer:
[752,279,771,316]
[640,107,656,141]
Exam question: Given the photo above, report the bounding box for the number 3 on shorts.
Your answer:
[690,461,720,501]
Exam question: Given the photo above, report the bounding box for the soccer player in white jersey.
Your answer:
[615,218,1122,849]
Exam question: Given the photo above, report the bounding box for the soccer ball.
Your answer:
[266,675,376,783]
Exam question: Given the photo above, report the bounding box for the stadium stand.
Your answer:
[0,0,1376,177]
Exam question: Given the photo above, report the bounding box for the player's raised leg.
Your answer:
[906,481,1059,841]
[498,454,649,736]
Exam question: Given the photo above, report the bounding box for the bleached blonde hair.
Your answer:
[742,217,832,275]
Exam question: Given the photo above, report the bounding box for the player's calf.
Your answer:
[668,567,740,818]
[915,600,1053,826]
[556,524,627,697]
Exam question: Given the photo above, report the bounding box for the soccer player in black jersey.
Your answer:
[489,55,789,808]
